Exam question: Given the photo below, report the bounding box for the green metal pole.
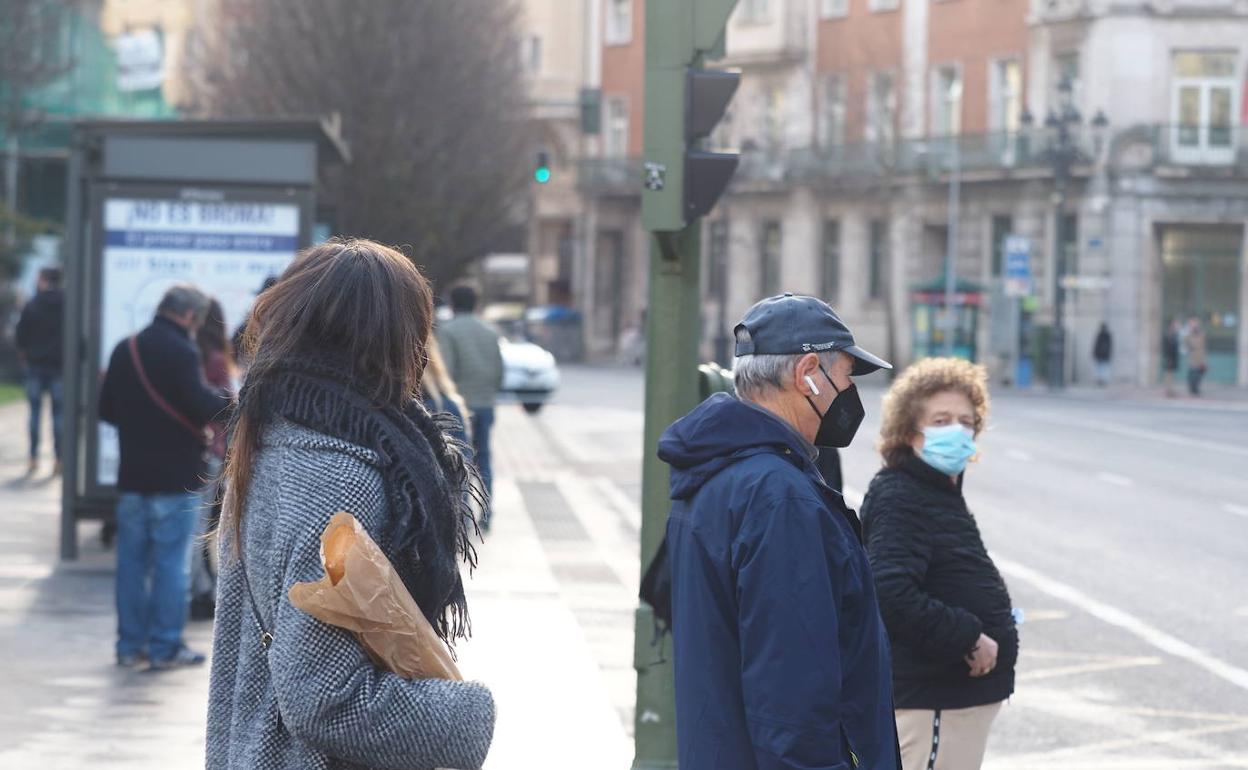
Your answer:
[632,225,702,769]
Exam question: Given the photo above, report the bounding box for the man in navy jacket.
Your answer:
[659,293,899,769]
[100,284,229,670]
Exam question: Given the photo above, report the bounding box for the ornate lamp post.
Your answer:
[1041,77,1095,388]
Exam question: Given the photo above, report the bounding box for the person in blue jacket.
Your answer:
[659,293,900,770]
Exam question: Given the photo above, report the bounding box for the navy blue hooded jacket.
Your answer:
[659,393,898,770]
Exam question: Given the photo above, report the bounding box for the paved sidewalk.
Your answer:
[0,402,634,768]
[0,403,213,769]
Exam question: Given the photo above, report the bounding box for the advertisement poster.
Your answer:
[96,197,302,486]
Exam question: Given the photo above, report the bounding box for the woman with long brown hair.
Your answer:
[422,336,471,446]
[207,239,495,769]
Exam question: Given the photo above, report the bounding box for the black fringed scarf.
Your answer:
[241,352,482,643]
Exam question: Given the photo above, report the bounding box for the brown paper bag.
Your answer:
[289,511,462,681]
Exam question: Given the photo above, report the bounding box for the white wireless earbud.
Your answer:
[804,375,821,396]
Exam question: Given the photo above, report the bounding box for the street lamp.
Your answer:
[1035,76,1107,389]
[1091,110,1110,156]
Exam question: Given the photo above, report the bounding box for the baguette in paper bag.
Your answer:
[289,511,462,681]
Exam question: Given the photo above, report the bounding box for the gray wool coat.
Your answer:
[207,420,495,770]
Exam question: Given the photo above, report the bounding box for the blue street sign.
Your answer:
[1004,235,1032,297]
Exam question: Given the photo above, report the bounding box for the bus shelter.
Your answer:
[59,119,348,558]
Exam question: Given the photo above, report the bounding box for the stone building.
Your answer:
[574,0,1248,387]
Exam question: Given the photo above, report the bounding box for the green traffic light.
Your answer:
[535,167,552,184]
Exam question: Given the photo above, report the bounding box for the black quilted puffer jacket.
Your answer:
[861,453,1018,710]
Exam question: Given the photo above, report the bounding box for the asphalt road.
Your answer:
[533,364,1248,768]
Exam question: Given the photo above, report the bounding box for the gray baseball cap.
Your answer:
[733,293,892,375]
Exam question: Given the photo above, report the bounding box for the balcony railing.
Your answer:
[575,125,1247,195]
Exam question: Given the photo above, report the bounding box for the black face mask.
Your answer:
[805,366,866,448]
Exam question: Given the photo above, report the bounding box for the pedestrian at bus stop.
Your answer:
[15,266,65,477]
[1092,322,1112,387]
[861,358,1018,770]
[99,284,230,670]
[1185,316,1208,397]
[660,293,900,769]
[207,239,494,770]
[1162,319,1181,397]
[423,336,472,447]
[437,285,503,531]
[190,298,237,621]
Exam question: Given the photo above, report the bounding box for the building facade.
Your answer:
[518,0,592,311]
[575,0,1248,387]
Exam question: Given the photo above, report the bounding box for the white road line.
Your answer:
[1018,410,1248,459]
[1224,503,1248,519]
[1095,471,1134,487]
[1005,448,1033,462]
[1017,656,1162,682]
[1018,608,1070,622]
[994,555,1248,692]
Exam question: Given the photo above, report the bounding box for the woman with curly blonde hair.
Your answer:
[860,357,1017,770]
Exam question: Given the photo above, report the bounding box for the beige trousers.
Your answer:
[896,701,1004,770]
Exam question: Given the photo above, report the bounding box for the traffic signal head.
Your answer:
[684,68,739,222]
[642,0,741,232]
[534,151,552,184]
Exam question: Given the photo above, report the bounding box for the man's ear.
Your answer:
[794,352,822,390]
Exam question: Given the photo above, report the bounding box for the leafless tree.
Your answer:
[0,0,75,248]
[186,0,533,287]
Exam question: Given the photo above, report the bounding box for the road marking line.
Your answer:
[1017,608,1070,622]
[1095,471,1134,487]
[1005,448,1033,462]
[1005,722,1248,762]
[1108,705,1248,723]
[1224,503,1248,518]
[1017,656,1162,682]
[986,759,1248,769]
[1018,410,1248,458]
[994,556,1248,692]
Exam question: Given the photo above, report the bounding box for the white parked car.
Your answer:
[499,337,559,414]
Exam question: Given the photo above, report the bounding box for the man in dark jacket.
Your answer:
[15,267,65,475]
[1092,323,1112,386]
[660,293,898,770]
[1162,319,1181,397]
[99,285,229,670]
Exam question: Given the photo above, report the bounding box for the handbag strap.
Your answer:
[127,335,204,441]
[236,523,275,650]
[238,546,275,648]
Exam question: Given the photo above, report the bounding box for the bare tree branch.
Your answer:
[185,0,533,287]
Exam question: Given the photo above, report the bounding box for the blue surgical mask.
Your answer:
[920,424,977,476]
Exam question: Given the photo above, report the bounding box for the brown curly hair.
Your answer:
[878,357,990,468]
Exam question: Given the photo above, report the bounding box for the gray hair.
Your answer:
[156,284,211,321]
[733,328,842,402]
